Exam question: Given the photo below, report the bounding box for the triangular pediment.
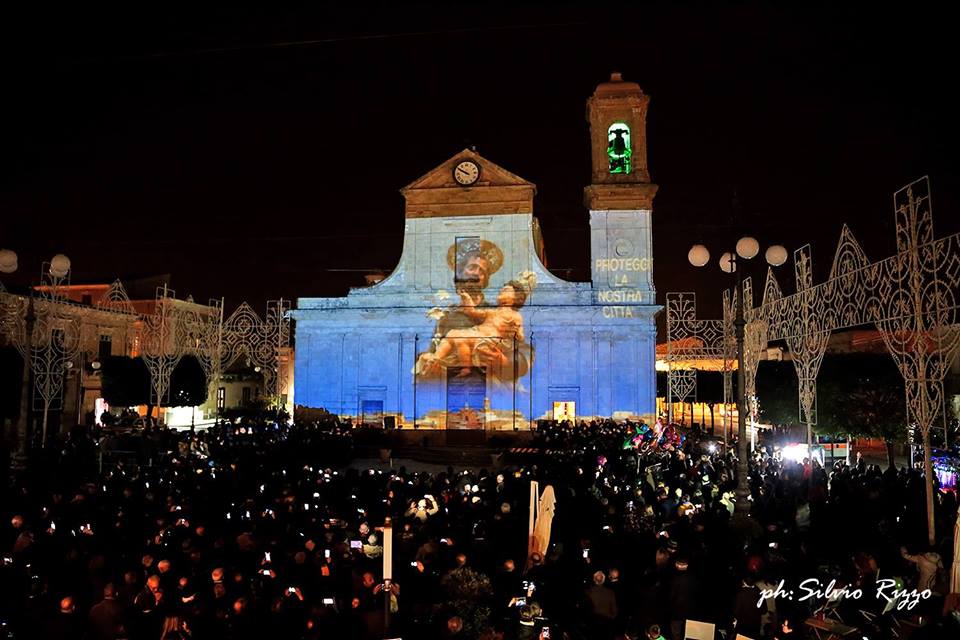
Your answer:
[402,148,536,192]
[401,149,537,219]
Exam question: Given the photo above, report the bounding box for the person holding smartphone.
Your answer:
[404,495,439,522]
[510,602,545,640]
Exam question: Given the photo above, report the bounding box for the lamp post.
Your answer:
[38,254,74,447]
[688,238,787,518]
[1,249,30,466]
[0,249,75,453]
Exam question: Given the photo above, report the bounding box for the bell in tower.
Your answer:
[607,124,631,174]
[585,72,658,302]
[584,71,657,203]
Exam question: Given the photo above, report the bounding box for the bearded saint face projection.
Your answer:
[415,238,535,384]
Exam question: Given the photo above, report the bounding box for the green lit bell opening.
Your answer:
[607,123,632,174]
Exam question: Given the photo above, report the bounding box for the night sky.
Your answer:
[2,2,957,319]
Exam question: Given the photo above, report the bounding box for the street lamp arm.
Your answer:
[687,238,787,524]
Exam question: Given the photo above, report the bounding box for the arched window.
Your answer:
[607,122,631,174]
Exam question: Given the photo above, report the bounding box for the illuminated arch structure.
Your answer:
[293,74,661,429]
[1,280,291,442]
[666,177,959,544]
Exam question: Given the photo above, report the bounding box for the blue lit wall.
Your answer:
[293,204,660,428]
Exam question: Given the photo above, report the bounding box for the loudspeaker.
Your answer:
[384,416,396,430]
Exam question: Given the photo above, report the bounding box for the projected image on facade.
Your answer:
[416,238,534,383]
[293,74,661,429]
[411,238,536,430]
[444,367,486,430]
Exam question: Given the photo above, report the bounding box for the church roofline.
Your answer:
[399,147,536,194]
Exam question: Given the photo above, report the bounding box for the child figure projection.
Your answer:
[421,280,527,377]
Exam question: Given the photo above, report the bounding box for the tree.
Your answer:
[101,356,150,408]
[696,370,725,433]
[817,354,906,469]
[168,356,207,407]
[0,345,23,420]
[756,360,801,428]
[102,355,207,414]
[439,567,493,639]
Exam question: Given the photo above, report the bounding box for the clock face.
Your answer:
[614,238,635,257]
[453,160,480,186]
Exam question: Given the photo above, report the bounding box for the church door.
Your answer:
[445,367,486,430]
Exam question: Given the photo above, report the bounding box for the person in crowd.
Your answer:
[584,570,617,638]
[668,557,698,640]
[89,583,125,639]
[1,416,956,639]
[45,596,85,639]
[901,543,944,593]
[511,602,544,640]
[731,576,766,640]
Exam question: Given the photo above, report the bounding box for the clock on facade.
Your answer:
[453,160,480,186]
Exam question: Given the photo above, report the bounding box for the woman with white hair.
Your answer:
[404,494,439,522]
[901,544,944,593]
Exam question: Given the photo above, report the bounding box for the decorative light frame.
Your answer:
[745,176,957,544]
[664,293,730,427]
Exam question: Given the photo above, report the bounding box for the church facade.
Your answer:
[293,74,660,428]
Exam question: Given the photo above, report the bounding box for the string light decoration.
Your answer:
[744,176,959,544]
[217,300,292,408]
[740,269,781,439]
[721,289,736,447]
[2,266,292,445]
[82,280,140,359]
[676,177,957,537]
[783,245,831,445]
[664,293,731,437]
[106,293,292,417]
[172,296,222,406]
[1,274,142,452]
[30,269,84,445]
[139,286,184,409]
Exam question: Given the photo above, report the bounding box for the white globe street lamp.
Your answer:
[687,244,710,268]
[719,252,737,274]
[688,236,787,521]
[735,236,760,260]
[0,248,18,274]
[765,244,788,267]
[50,253,71,278]
[1,251,76,459]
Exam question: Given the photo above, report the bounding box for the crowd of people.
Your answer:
[2,417,960,639]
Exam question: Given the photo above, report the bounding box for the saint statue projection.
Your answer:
[415,238,534,384]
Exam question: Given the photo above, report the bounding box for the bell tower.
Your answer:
[585,72,658,300]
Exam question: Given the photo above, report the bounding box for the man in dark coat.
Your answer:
[46,596,86,640]
[732,577,767,640]
[669,558,699,640]
[89,583,126,639]
[584,570,618,638]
